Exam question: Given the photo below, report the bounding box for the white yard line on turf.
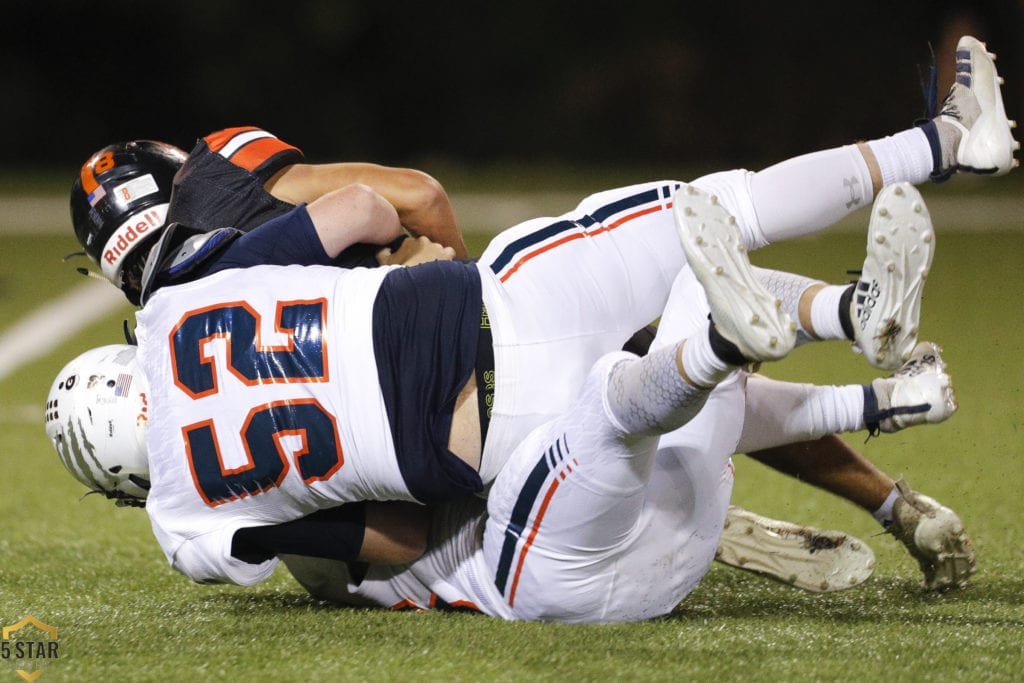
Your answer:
[0,278,127,384]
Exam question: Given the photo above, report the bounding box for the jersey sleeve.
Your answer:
[169,127,304,234]
[201,126,304,181]
[170,525,280,586]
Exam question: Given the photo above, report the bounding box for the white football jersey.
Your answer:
[136,264,409,584]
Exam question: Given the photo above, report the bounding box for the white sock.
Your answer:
[738,377,867,453]
[872,484,901,526]
[809,284,852,341]
[865,128,933,187]
[680,330,733,388]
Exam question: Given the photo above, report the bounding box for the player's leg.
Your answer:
[479,180,687,346]
[738,342,955,451]
[483,189,796,621]
[735,36,1017,249]
[482,35,1015,365]
[477,182,692,480]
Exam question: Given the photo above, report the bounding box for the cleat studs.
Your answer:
[728,215,737,225]
[875,235,885,244]
[913,203,923,213]
[820,581,830,591]
[887,263,895,273]
[998,76,1005,85]
[923,231,933,243]
[684,207,695,217]
[751,314,760,324]
[878,208,889,217]
[774,299,782,309]
[788,574,798,584]
[736,244,746,253]
[789,321,798,332]
[1010,120,1018,129]
[849,576,859,586]
[685,185,697,195]
[851,542,861,551]
[715,266,723,275]
[769,337,778,348]
[894,186,904,196]
[710,195,718,205]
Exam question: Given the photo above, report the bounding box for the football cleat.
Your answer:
[715,506,876,593]
[888,479,977,590]
[939,35,1020,176]
[851,182,934,370]
[673,184,796,363]
[864,341,956,434]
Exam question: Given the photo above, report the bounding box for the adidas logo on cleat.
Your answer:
[855,279,881,332]
[894,347,940,379]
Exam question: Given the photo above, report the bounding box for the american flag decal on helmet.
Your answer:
[114,373,133,397]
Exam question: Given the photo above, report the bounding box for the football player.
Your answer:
[59,36,1011,593]
[46,181,956,621]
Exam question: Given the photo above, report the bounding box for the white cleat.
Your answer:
[865,341,956,434]
[673,184,796,363]
[940,35,1019,176]
[715,506,876,593]
[888,479,977,591]
[852,182,935,370]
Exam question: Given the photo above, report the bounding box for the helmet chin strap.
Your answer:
[63,251,111,282]
[75,268,110,282]
[80,488,147,508]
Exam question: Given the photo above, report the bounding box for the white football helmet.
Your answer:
[44,344,151,506]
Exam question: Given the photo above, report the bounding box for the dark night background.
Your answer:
[3,1,1022,180]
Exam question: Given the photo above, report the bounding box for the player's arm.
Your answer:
[305,183,405,258]
[231,501,429,566]
[266,162,468,258]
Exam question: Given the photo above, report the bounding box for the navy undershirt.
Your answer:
[197,204,484,503]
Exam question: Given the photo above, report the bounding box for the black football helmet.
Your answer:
[70,140,187,304]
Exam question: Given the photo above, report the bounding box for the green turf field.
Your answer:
[2,188,1023,681]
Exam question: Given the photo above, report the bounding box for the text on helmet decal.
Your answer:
[100,203,169,280]
[113,173,160,204]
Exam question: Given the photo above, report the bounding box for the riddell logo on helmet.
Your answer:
[100,203,169,280]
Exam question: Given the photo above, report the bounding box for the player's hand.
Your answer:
[376,235,456,267]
